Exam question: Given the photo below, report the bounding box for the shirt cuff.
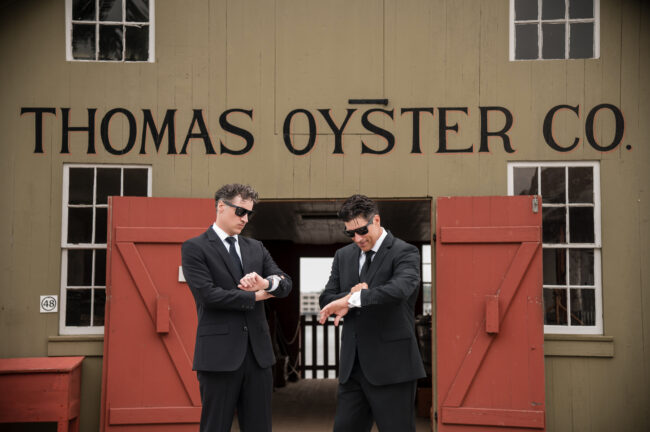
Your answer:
[348,291,361,308]
[265,275,280,292]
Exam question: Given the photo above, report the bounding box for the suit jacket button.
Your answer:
[243,326,248,332]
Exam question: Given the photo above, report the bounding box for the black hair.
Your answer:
[338,194,378,222]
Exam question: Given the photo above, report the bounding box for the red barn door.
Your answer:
[436,196,545,431]
[101,197,214,432]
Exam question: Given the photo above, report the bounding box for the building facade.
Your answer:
[1,0,649,431]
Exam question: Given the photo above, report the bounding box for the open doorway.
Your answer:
[241,198,433,430]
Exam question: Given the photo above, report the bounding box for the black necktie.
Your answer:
[225,237,244,277]
[360,250,375,282]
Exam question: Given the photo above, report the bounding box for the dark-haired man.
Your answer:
[319,194,425,432]
[182,183,292,432]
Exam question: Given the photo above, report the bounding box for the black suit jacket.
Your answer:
[319,231,426,386]
[181,227,291,372]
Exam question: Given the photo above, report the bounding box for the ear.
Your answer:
[373,214,380,225]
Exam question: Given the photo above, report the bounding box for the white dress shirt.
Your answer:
[348,227,387,308]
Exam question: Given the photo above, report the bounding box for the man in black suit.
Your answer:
[319,194,425,432]
[181,183,292,432]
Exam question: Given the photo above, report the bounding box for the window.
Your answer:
[65,0,155,62]
[61,164,151,335]
[508,161,602,334]
[510,0,599,60]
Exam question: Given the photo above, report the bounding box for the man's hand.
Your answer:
[238,272,270,292]
[350,282,368,293]
[255,290,273,302]
[319,295,350,326]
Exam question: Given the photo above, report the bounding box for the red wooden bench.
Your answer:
[0,356,84,432]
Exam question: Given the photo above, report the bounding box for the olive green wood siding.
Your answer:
[1,1,648,431]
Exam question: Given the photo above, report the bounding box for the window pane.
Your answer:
[542,0,565,19]
[543,207,566,243]
[569,167,593,203]
[570,289,595,325]
[126,0,149,22]
[570,22,594,59]
[97,168,121,204]
[125,26,149,61]
[569,249,594,285]
[569,207,594,243]
[543,248,566,285]
[68,207,94,243]
[67,249,93,286]
[73,0,95,21]
[515,24,538,59]
[541,167,565,203]
[69,167,94,204]
[93,289,106,326]
[99,0,122,21]
[124,169,148,196]
[95,208,108,244]
[515,0,538,20]
[66,289,92,326]
[542,23,565,59]
[95,249,107,286]
[569,0,594,18]
[514,167,538,195]
[543,288,567,325]
[72,24,96,60]
[99,25,123,61]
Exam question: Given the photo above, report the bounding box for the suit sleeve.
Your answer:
[181,239,255,311]
[319,249,349,308]
[261,243,292,299]
[359,243,420,307]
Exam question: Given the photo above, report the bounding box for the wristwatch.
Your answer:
[265,275,280,291]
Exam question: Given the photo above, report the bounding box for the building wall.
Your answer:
[0,0,648,431]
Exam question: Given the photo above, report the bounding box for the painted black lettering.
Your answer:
[20,107,56,154]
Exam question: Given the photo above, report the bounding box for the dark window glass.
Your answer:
[99,25,123,60]
[95,208,108,244]
[124,169,148,196]
[541,167,565,203]
[516,24,538,59]
[569,249,594,285]
[69,168,94,204]
[570,289,595,325]
[95,249,107,286]
[125,26,149,61]
[99,0,122,21]
[542,0,565,20]
[73,0,95,21]
[543,288,567,325]
[97,168,121,204]
[67,249,93,286]
[570,22,594,58]
[542,23,565,59]
[126,0,149,21]
[515,0,538,20]
[68,207,94,243]
[72,24,96,60]
[569,167,593,203]
[569,207,594,243]
[93,289,106,326]
[514,167,538,195]
[569,0,593,18]
[543,207,566,243]
[66,289,92,326]
[543,248,566,285]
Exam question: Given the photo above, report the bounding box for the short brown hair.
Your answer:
[214,183,259,206]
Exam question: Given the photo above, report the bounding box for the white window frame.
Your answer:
[60,163,152,335]
[509,0,600,61]
[65,0,156,62]
[507,161,603,335]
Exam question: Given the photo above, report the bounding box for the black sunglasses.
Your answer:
[222,200,255,219]
[342,217,375,238]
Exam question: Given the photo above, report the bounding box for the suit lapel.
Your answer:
[239,237,253,274]
[366,231,394,286]
[206,227,241,284]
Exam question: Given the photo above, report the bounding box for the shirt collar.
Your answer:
[369,227,387,254]
[212,222,237,243]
